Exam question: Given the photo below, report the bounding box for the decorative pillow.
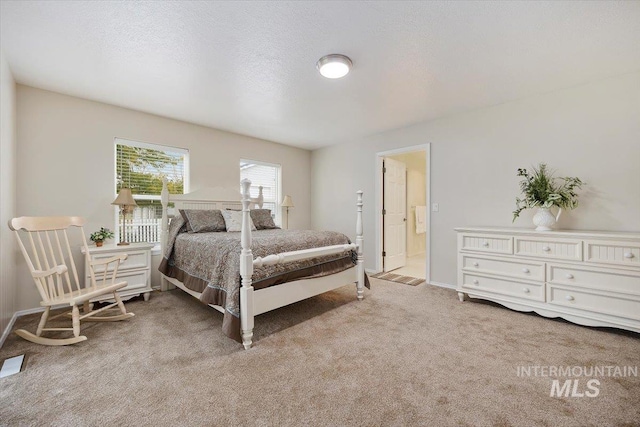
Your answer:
[179,209,226,233]
[221,210,257,232]
[250,209,279,230]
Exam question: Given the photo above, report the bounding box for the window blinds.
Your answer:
[115,138,188,197]
[240,160,281,225]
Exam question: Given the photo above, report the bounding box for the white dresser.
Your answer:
[82,242,154,302]
[456,227,640,333]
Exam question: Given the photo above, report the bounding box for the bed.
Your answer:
[158,179,365,349]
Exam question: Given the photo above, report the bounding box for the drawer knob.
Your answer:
[542,246,551,252]
[522,287,530,294]
[624,252,635,259]
[565,295,574,301]
[482,241,489,247]
[473,262,479,267]
[522,268,530,274]
[472,279,479,285]
[565,273,574,279]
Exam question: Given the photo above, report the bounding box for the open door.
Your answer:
[383,157,407,272]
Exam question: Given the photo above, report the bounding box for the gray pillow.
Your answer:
[179,209,226,233]
[250,209,279,230]
[221,210,256,232]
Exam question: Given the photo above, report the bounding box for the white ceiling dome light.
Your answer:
[316,54,352,79]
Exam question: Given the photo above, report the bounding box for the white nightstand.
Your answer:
[81,242,154,302]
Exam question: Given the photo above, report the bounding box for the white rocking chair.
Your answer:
[9,216,134,345]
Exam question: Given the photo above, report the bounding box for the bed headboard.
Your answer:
[160,179,263,252]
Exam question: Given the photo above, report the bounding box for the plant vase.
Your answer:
[532,207,562,231]
[95,240,104,247]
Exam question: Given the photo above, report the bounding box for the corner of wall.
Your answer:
[0,48,18,344]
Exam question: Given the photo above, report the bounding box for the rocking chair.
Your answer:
[9,216,134,345]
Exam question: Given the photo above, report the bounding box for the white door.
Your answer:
[383,158,407,272]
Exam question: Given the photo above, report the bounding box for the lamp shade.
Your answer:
[281,195,294,208]
[111,188,137,206]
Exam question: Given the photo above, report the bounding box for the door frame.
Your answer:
[375,143,431,283]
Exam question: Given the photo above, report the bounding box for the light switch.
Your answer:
[432,203,439,212]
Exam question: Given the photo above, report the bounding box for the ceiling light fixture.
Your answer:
[316,54,352,79]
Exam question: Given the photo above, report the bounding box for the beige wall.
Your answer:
[16,85,312,310]
[0,49,17,336]
[387,152,427,257]
[312,72,640,287]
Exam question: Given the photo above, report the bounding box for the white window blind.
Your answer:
[240,160,281,226]
[115,138,189,243]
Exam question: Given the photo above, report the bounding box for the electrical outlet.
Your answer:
[432,203,439,212]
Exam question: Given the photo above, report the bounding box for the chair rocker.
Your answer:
[9,216,134,345]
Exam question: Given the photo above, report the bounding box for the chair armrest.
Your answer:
[89,254,128,268]
[88,254,128,286]
[32,264,68,279]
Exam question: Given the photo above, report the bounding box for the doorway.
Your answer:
[376,144,430,282]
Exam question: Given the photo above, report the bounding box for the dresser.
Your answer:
[456,227,640,333]
[82,242,154,302]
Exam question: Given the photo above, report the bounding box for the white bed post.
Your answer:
[356,190,364,300]
[240,178,255,349]
[160,178,171,291]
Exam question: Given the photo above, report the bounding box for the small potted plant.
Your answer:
[90,227,115,247]
[513,163,584,231]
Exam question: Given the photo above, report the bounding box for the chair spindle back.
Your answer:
[9,216,90,303]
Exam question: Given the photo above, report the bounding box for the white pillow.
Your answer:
[221,210,256,232]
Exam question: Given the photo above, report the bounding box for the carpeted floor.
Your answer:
[1,278,639,426]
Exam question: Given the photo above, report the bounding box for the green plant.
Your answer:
[513,163,584,221]
[90,227,115,242]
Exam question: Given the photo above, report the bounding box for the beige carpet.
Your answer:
[1,278,639,426]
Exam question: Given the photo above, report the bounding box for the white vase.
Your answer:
[532,207,562,231]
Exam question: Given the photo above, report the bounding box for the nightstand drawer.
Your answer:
[88,269,148,292]
[460,234,513,255]
[461,254,544,281]
[548,285,640,321]
[462,273,544,301]
[548,264,640,296]
[514,237,582,261]
[585,240,640,267]
[91,249,149,273]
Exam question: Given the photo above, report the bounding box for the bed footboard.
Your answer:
[239,180,364,350]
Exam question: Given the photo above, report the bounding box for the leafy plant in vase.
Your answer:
[513,163,584,231]
[90,227,115,247]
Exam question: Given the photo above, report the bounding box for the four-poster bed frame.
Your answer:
[160,179,364,349]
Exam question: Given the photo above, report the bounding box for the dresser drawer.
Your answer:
[88,269,148,292]
[548,264,640,296]
[460,234,513,255]
[462,273,544,301]
[514,237,582,261]
[90,249,150,273]
[547,285,640,321]
[461,254,544,282]
[585,240,640,267]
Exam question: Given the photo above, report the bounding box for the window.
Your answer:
[115,138,189,243]
[240,160,281,226]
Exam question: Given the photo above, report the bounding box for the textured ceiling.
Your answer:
[1,1,639,150]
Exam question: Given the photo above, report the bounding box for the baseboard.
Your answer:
[428,280,456,290]
[0,312,20,349]
[365,268,379,275]
[0,305,66,349]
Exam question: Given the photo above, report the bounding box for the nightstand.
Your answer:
[81,242,154,302]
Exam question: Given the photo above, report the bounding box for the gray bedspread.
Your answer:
[159,216,363,342]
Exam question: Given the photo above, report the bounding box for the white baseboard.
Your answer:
[365,268,379,275]
[428,280,456,290]
[0,304,67,349]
